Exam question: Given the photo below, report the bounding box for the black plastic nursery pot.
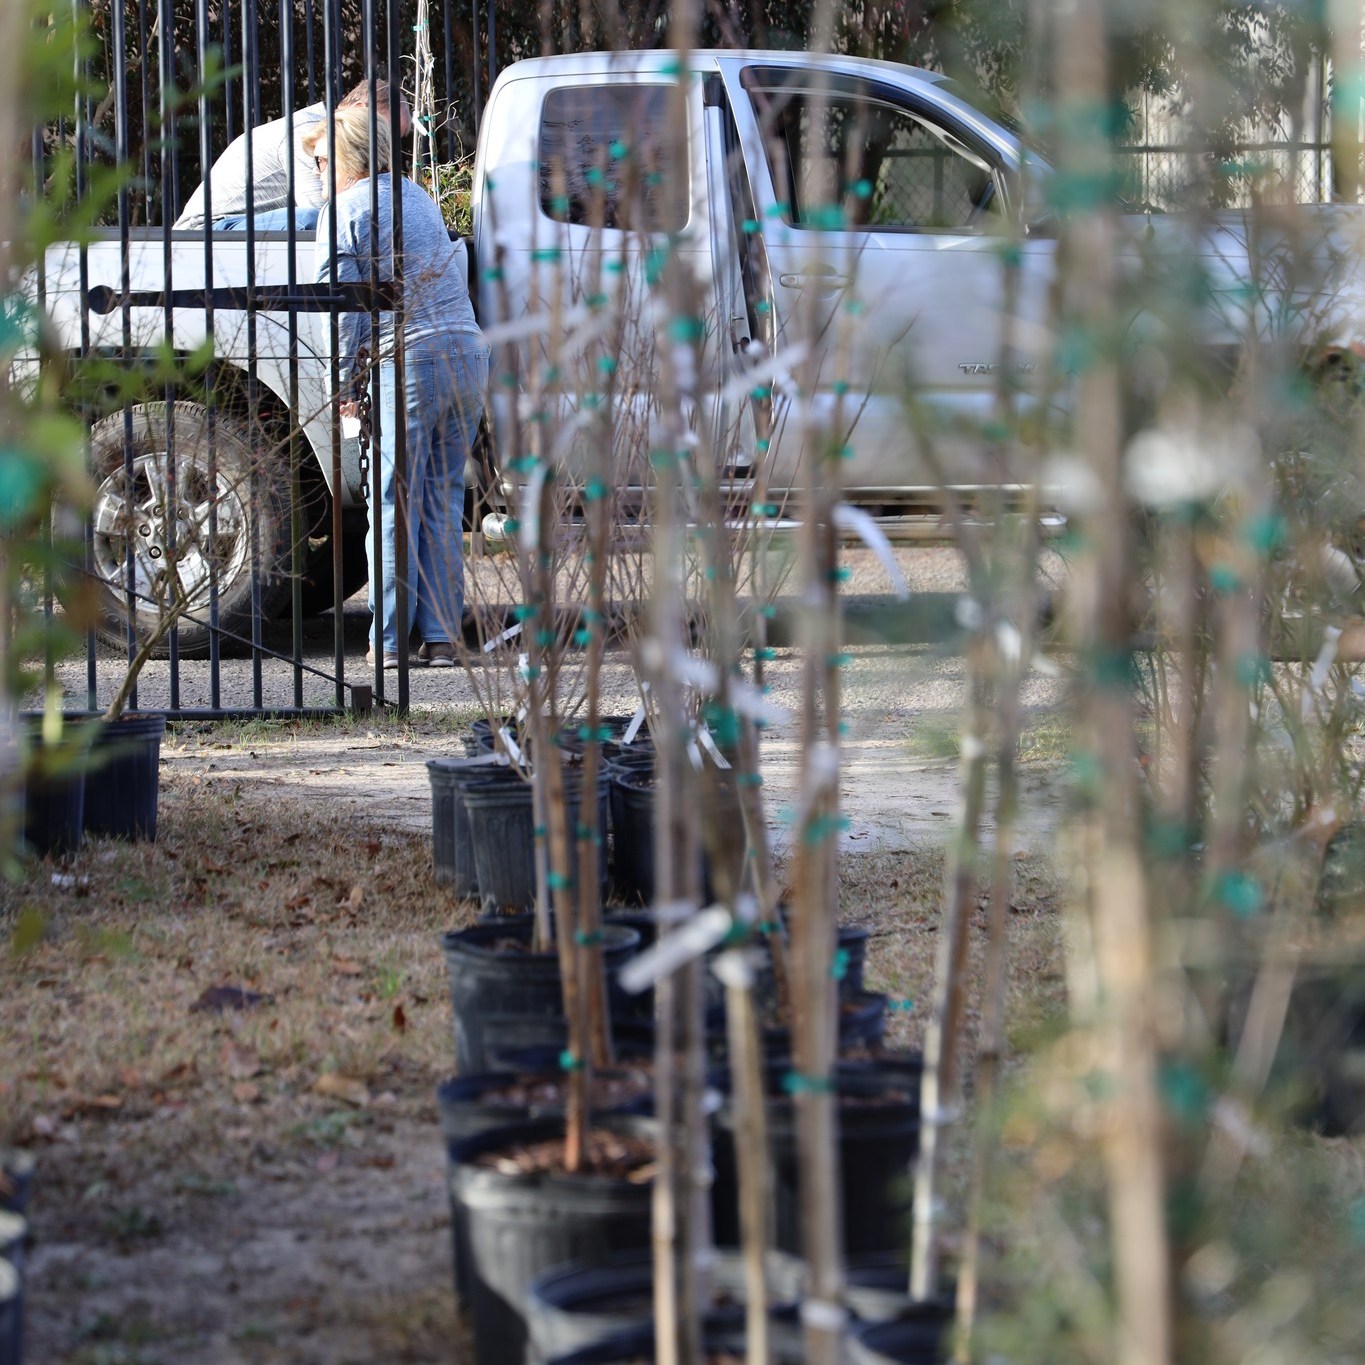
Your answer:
[0,1152,33,1214]
[0,1209,25,1365]
[440,917,640,1076]
[21,727,88,857]
[526,1247,805,1365]
[543,1321,807,1365]
[0,1256,18,1365]
[712,1055,922,1257]
[760,990,890,1058]
[448,1117,656,1365]
[849,1307,953,1364]
[463,768,611,916]
[437,1068,648,1305]
[84,712,166,841]
[427,755,506,898]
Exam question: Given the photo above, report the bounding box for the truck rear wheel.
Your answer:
[89,402,293,656]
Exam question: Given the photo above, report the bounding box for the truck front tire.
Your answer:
[88,402,293,656]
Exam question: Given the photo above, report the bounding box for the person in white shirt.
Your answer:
[174,79,411,233]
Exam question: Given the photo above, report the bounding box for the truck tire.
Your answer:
[89,402,293,656]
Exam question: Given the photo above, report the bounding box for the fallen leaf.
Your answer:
[312,1072,369,1107]
[315,1151,339,1172]
[191,985,272,1014]
[232,1081,262,1104]
[391,1003,407,1033]
[347,885,365,911]
[365,840,382,859]
[117,1067,142,1090]
[358,1153,395,1169]
[332,956,364,977]
[221,1042,263,1080]
[284,891,312,911]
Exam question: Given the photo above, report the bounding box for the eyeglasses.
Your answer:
[314,154,328,172]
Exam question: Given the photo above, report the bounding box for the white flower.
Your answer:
[1124,422,1258,509]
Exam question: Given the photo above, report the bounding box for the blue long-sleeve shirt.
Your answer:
[314,176,481,386]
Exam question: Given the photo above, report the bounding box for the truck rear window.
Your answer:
[538,85,686,231]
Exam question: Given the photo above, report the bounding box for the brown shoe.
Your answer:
[364,650,402,671]
[417,641,458,668]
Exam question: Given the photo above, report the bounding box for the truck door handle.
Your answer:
[778,269,850,290]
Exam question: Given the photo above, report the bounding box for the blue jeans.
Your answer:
[369,336,490,653]
[212,206,321,231]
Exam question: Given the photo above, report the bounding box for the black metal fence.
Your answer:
[29,0,500,718]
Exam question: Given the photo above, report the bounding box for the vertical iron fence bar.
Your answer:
[323,0,345,705]
[305,0,318,104]
[386,0,409,713]
[223,0,236,144]
[442,0,456,158]
[197,0,222,709]
[362,0,385,700]
[136,0,154,224]
[281,0,305,708]
[243,0,264,708]
[470,0,481,135]
[486,0,496,108]
[323,0,344,705]
[159,0,181,709]
[114,0,138,708]
[74,0,97,711]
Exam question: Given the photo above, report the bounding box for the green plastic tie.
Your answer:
[888,998,913,1013]
[584,479,609,503]
[1234,653,1271,689]
[512,603,538,621]
[482,266,504,282]
[533,825,548,838]
[832,379,850,397]
[578,724,612,743]
[756,437,771,453]
[500,371,519,388]
[830,567,852,584]
[751,385,773,402]
[574,929,605,946]
[803,814,851,846]
[669,316,705,343]
[542,365,561,384]
[508,456,538,475]
[532,247,562,263]
[1209,564,1241,594]
[753,646,777,662]
[559,1049,584,1072]
[1214,869,1263,919]
[737,773,763,788]
[758,604,777,619]
[757,920,780,936]
[547,871,575,891]
[597,355,618,375]
[828,652,852,668]
[536,629,555,648]
[753,502,779,517]
[783,1071,834,1096]
[573,628,592,646]
[830,948,849,982]
[742,218,760,234]
[609,139,629,158]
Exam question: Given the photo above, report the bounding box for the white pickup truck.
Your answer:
[26,47,1365,650]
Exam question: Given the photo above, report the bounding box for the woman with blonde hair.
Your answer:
[304,104,488,669]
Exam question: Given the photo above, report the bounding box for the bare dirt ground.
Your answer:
[3,547,1076,1364]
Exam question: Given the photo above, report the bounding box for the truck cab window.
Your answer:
[761,90,999,232]
[538,85,686,231]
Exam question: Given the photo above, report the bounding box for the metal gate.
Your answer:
[27,0,495,718]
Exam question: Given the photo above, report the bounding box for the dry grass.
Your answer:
[0,773,479,1364]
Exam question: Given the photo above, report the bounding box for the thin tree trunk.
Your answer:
[910,653,989,1302]
[1058,6,1173,1363]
